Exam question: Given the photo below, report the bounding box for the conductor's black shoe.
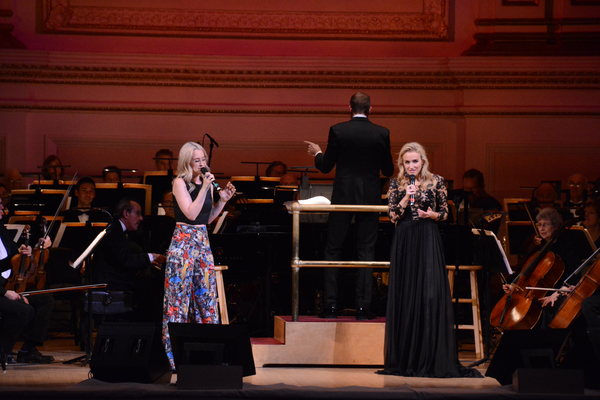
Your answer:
[318,306,337,319]
[17,348,54,364]
[356,308,377,321]
[5,355,16,364]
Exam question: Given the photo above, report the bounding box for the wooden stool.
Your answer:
[214,265,229,325]
[446,264,484,358]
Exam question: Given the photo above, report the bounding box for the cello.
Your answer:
[490,219,570,330]
[549,246,600,329]
[4,225,32,293]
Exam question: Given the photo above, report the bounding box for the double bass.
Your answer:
[490,220,569,330]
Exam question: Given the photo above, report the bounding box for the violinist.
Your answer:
[61,177,111,223]
[0,198,53,364]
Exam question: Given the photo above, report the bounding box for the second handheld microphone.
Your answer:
[200,167,221,192]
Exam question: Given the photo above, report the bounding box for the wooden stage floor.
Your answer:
[1,332,599,399]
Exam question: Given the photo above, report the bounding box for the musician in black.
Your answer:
[0,198,54,364]
[92,198,165,321]
[61,177,111,223]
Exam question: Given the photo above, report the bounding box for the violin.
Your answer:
[4,225,32,293]
[30,217,50,290]
[490,220,569,330]
[549,247,600,329]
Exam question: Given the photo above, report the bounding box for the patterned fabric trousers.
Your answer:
[161,224,219,370]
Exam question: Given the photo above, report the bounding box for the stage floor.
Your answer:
[2,333,600,399]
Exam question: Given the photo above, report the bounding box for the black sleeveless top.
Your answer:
[173,181,212,225]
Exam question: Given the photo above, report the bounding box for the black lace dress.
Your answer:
[379,174,481,378]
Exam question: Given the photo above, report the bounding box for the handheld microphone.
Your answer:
[200,167,221,192]
[409,175,415,206]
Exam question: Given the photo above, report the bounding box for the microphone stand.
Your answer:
[203,134,219,167]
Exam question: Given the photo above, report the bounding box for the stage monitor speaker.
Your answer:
[485,329,570,386]
[90,322,172,383]
[168,323,255,390]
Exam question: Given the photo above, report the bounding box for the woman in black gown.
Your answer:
[379,142,480,378]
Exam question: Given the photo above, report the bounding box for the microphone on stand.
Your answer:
[205,134,219,147]
[409,175,415,206]
[200,167,221,192]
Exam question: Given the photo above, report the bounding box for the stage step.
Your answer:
[251,316,385,366]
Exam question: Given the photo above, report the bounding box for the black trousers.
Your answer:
[24,293,54,347]
[0,295,34,354]
[323,211,378,310]
[582,295,600,328]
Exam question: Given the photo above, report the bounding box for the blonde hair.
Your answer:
[396,142,434,187]
[176,142,208,186]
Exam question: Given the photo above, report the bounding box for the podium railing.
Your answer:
[290,202,390,321]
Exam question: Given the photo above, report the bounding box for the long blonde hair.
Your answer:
[176,142,208,186]
[396,142,434,187]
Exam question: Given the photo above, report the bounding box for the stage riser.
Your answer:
[252,316,385,366]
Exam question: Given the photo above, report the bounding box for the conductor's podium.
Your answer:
[251,264,484,366]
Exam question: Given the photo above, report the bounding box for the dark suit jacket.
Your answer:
[92,220,151,291]
[0,223,20,297]
[315,117,395,205]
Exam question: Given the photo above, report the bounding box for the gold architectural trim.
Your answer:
[41,0,448,40]
[3,104,599,116]
[1,64,599,89]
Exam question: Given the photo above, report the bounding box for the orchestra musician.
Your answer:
[61,177,111,223]
[0,197,54,364]
[502,208,587,328]
[583,198,600,248]
[161,142,236,371]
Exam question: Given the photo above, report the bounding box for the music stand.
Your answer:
[62,226,109,365]
[92,183,152,216]
[143,171,174,213]
[469,227,512,366]
[10,189,69,215]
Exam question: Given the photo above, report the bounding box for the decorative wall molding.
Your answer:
[41,0,449,41]
[2,105,599,116]
[1,65,600,90]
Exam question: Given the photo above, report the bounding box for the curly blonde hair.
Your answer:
[176,142,208,186]
[396,142,434,188]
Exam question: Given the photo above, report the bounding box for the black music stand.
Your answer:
[61,226,110,366]
[92,183,152,216]
[469,225,512,366]
[10,189,69,215]
[143,171,174,214]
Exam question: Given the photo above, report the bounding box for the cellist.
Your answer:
[502,208,588,329]
[0,197,54,364]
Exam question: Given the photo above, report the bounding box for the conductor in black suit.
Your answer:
[305,92,395,320]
